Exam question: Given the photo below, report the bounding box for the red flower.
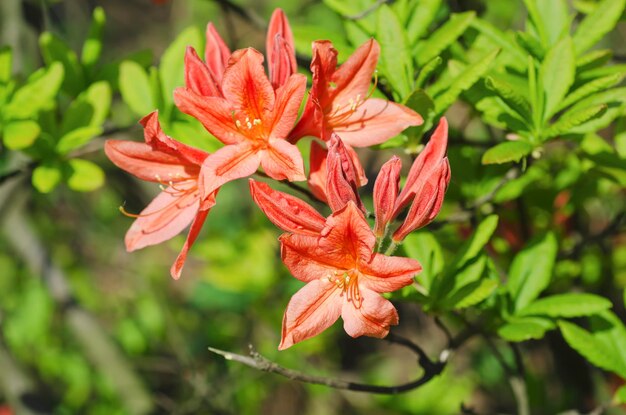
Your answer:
[289,39,423,146]
[373,118,451,242]
[175,48,307,199]
[184,8,296,98]
[249,181,421,349]
[104,112,215,280]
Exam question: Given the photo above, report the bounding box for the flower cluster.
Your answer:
[105,9,450,348]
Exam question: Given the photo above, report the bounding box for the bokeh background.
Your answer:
[1,0,625,414]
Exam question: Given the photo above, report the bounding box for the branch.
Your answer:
[558,212,625,260]
[254,171,319,203]
[209,340,445,394]
[210,0,266,29]
[344,0,393,20]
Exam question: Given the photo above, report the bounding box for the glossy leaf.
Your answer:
[415,12,476,66]
[485,76,531,120]
[415,57,442,89]
[377,4,413,98]
[56,126,103,155]
[402,231,444,292]
[67,159,105,192]
[518,293,613,317]
[498,317,555,342]
[451,278,498,310]
[4,63,64,119]
[544,104,607,138]
[81,7,106,69]
[540,36,575,120]
[2,120,41,150]
[32,163,62,193]
[433,49,499,114]
[39,32,85,96]
[407,0,442,43]
[119,61,155,116]
[482,141,533,165]
[61,81,111,136]
[557,73,625,113]
[507,232,558,311]
[573,0,626,55]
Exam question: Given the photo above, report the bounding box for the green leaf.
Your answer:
[507,232,558,311]
[522,0,549,47]
[39,32,85,96]
[515,32,545,61]
[377,4,413,98]
[402,231,444,292]
[433,49,499,114]
[4,63,64,119]
[454,215,499,269]
[32,163,62,193]
[470,20,526,63]
[557,73,625,113]
[452,278,498,309]
[415,56,442,89]
[573,0,626,55]
[566,87,626,133]
[406,0,442,43]
[404,89,435,124]
[160,26,202,108]
[119,61,155,116]
[81,6,106,69]
[518,293,612,317]
[482,141,533,165]
[2,120,41,150]
[540,36,575,120]
[535,0,569,45]
[61,81,111,135]
[498,317,555,342]
[576,49,613,72]
[485,77,531,120]
[559,320,626,378]
[67,159,105,192]
[544,104,607,138]
[56,126,103,155]
[415,12,476,66]
[493,165,543,203]
[0,46,12,83]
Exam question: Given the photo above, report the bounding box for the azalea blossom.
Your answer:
[279,202,421,349]
[373,117,451,241]
[249,180,422,349]
[104,111,215,280]
[289,39,423,147]
[184,8,296,98]
[175,47,307,199]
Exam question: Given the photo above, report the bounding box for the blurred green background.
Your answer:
[1,0,626,414]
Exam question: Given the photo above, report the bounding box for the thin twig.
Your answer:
[254,171,319,202]
[558,212,625,260]
[209,342,445,394]
[210,0,265,29]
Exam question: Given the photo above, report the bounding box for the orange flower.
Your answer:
[104,112,216,279]
[289,39,423,146]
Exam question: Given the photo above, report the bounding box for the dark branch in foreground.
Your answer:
[206,329,477,394]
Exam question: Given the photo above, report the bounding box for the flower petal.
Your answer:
[279,279,342,350]
[359,254,421,293]
[269,73,307,139]
[104,140,199,182]
[184,47,221,97]
[174,88,246,145]
[307,141,328,202]
[204,22,230,83]
[332,98,423,147]
[341,287,399,338]
[140,111,209,165]
[331,39,379,105]
[170,205,211,280]
[249,179,325,235]
[320,202,375,264]
[199,143,261,197]
[221,48,275,122]
[260,138,306,182]
[125,184,200,251]
[280,233,344,283]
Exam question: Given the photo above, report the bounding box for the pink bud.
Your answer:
[373,156,402,237]
[267,9,297,89]
[204,22,231,83]
[184,47,220,97]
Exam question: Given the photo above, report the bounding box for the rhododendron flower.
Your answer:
[248,181,422,349]
[289,39,423,146]
[373,118,451,242]
[279,202,421,349]
[175,47,307,198]
[104,112,215,280]
[184,8,296,98]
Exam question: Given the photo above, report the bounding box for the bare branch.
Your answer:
[344,0,393,20]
